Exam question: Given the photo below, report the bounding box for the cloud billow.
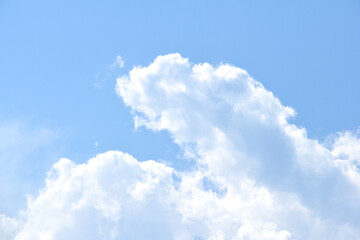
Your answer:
[5,54,360,239]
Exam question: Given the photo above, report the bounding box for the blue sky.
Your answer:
[1,1,360,239]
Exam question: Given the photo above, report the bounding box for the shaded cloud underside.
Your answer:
[2,54,360,240]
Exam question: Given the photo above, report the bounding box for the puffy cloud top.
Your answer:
[3,54,360,239]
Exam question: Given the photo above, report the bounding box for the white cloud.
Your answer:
[115,53,360,238]
[331,130,360,189]
[14,151,185,240]
[0,214,19,240]
[2,53,360,239]
[12,151,293,240]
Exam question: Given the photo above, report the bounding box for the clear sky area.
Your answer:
[0,1,360,239]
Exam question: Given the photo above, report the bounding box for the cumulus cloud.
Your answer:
[0,214,19,240]
[11,151,294,240]
[2,53,360,239]
[331,130,360,189]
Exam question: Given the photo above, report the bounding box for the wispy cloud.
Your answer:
[94,55,125,89]
[0,120,57,217]
[110,56,124,69]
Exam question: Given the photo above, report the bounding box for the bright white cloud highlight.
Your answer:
[2,53,360,239]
